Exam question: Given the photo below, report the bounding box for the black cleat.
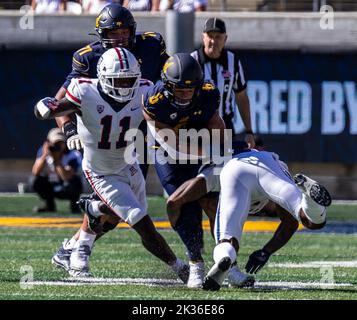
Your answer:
[77,193,103,233]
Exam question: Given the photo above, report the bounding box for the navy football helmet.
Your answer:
[95,4,136,49]
[161,53,204,110]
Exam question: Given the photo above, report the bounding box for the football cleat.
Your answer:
[227,265,255,288]
[294,173,332,207]
[202,257,232,291]
[51,239,73,271]
[77,193,103,234]
[68,269,91,278]
[69,242,92,275]
[171,259,190,284]
[187,261,205,288]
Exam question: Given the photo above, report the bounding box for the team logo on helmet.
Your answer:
[95,14,102,29]
[163,59,174,74]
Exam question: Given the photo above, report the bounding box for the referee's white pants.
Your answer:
[84,163,147,226]
[215,151,302,244]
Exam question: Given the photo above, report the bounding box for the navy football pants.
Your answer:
[155,161,203,261]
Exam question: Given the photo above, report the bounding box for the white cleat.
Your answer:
[69,242,92,276]
[187,261,205,288]
[202,257,232,291]
[294,173,332,207]
[68,269,91,278]
[51,239,72,271]
[227,265,255,288]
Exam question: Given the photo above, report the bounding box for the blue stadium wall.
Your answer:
[1,48,356,163]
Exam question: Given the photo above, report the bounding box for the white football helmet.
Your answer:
[97,47,141,103]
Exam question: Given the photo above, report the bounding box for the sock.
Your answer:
[213,242,237,265]
[63,236,77,250]
[76,229,96,249]
[87,200,102,218]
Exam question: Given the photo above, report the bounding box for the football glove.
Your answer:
[62,121,83,150]
[34,97,58,120]
[245,249,271,274]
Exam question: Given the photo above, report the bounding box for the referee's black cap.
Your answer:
[203,18,226,34]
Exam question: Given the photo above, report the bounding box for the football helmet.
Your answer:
[97,47,141,103]
[95,4,137,49]
[161,53,204,110]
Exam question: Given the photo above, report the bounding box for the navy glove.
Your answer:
[245,249,271,274]
[63,122,83,150]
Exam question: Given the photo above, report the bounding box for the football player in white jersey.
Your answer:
[201,149,331,291]
[166,141,331,290]
[34,47,189,282]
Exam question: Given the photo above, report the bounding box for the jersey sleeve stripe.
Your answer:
[73,57,86,67]
[65,90,81,106]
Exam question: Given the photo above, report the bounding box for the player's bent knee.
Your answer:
[102,221,118,233]
[166,198,182,213]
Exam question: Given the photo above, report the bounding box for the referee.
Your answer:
[191,17,255,148]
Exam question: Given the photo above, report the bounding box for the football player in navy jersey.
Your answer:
[51,3,169,276]
[142,53,227,288]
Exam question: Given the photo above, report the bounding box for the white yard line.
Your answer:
[269,260,357,268]
[26,277,355,290]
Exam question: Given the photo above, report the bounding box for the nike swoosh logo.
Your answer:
[131,106,140,111]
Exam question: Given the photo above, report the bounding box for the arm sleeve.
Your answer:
[233,56,248,93]
[62,50,90,89]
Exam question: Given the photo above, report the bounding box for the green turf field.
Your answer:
[1,194,357,300]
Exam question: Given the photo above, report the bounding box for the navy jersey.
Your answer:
[63,32,168,88]
[143,81,220,131]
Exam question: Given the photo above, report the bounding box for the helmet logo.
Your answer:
[185,80,192,85]
[116,21,122,27]
[95,14,102,28]
[170,113,178,120]
[163,61,174,74]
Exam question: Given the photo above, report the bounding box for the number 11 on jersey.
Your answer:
[98,115,131,150]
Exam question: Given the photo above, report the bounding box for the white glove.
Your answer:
[67,134,83,150]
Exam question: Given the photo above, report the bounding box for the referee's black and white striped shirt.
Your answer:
[191,46,247,134]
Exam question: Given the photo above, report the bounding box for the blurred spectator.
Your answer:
[123,0,151,11]
[31,0,67,13]
[31,128,83,213]
[81,0,113,13]
[67,0,83,14]
[153,0,207,12]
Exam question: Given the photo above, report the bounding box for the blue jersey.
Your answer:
[63,32,168,88]
[143,81,220,131]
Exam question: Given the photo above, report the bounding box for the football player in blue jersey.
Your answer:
[142,53,227,288]
[51,3,170,276]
